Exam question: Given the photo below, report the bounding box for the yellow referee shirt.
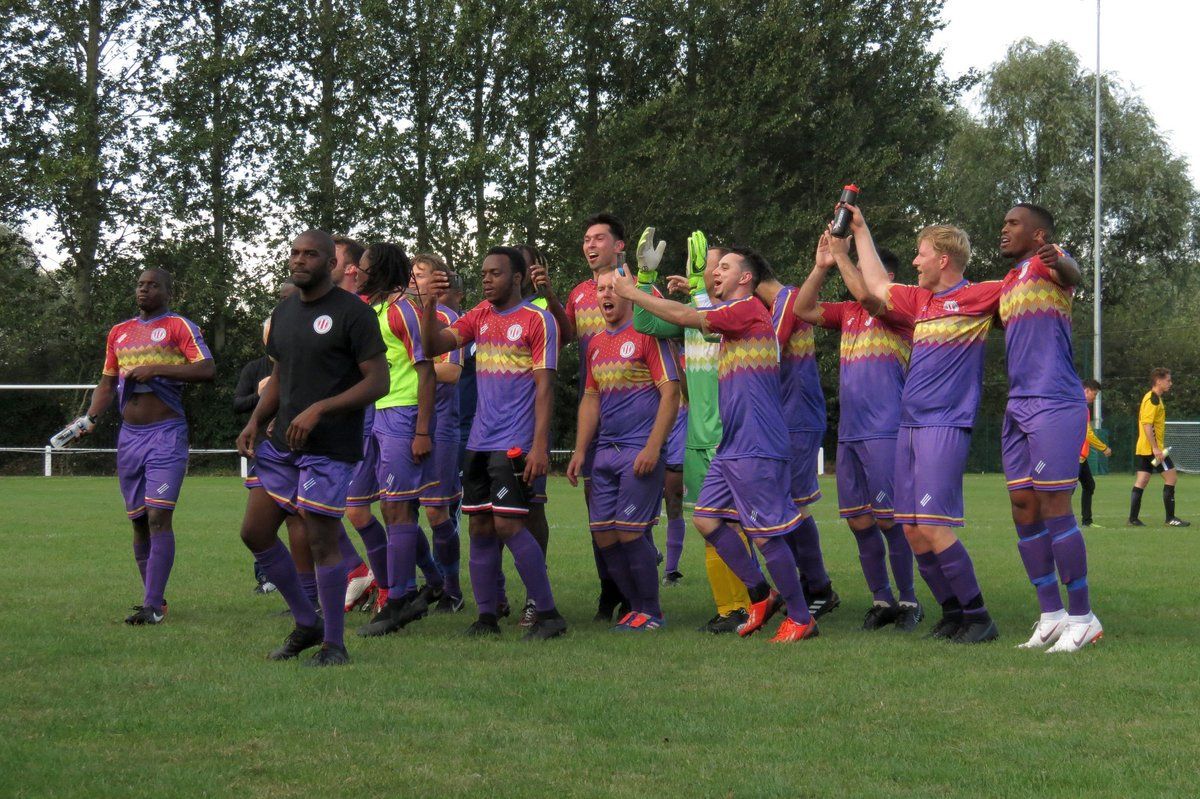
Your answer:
[1136,390,1166,456]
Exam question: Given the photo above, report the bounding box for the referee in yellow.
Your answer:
[1129,367,1190,527]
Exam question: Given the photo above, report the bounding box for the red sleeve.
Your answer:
[885,284,924,322]
[643,334,677,386]
[450,302,483,345]
[171,317,212,363]
[701,298,758,338]
[963,280,1004,314]
[102,325,120,376]
[388,301,428,363]
[584,347,599,394]
[525,309,557,370]
[816,301,847,330]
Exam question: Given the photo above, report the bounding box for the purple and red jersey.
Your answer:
[433,305,463,442]
[566,278,605,391]
[103,312,212,416]
[886,280,1002,428]
[999,253,1085,404]
[449,300,558,452]
[816,301,913,441]
[584,321,678,446]
[699,296,789,461]
[771,286,827,433]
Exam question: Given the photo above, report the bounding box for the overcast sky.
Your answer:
[933,0,1200,185]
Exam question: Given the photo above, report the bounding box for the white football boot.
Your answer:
[1047,612,1104,653]
[1016,609,1067,649]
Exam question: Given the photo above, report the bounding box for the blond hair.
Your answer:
[411,252,448,273]
[917,225,971,270]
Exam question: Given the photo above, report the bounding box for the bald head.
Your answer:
[289,230,337,291]
[296,229,336,261]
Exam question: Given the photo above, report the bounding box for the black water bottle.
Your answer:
[829,184,860,238]
[506,446,529,501]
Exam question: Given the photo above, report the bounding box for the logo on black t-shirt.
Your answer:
[313,315,333,334]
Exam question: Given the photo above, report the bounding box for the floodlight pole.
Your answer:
[1092,0,1103,427]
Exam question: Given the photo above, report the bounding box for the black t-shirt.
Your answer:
[266,287,386,462]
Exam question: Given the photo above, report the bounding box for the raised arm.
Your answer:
[839,204,892,310]
[1037,244,1082,287]
[794,235,836,325]
[420,273,464,357]
[613,267,703,330]
[529,259,571,339]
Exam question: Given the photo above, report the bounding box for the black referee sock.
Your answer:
[1164,484,1176,520]
[1130,487,1144,521]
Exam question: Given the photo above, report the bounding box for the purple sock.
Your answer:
[881,524,917,604]
[915,551,954,605]
[431,519,460,597]
[505,528,556,612]
[705,523,767,591]
[254,541,318,627]
[598,541,638,613]
[142,531,175,608]
[936,540,987,617]
[622,537,663,618]
[354,517,389,588]
[789,515,831,591]
[758,536,811,624]
[469,535,502,615]
[1046,513,1090,616]
[299,571,319,604]
[385,522,421,596]
[1016,521,1063,613]
[415,528,443,588]
[316,562,348,647]
[336,527,364,571]
[852,524,894,603]
[592,536,612,581]
[133,539,150,586]
[665,518,686,573]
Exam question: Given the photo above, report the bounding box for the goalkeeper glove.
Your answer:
[636,226,667,285]
[686,230,708,294]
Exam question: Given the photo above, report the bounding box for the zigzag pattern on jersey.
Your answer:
[912,315,992,347]
[717,336,779,378]
[113,344,189,371]
[573,306,606,342]
[590,359,657,393]
[684,329,720,373]
[999,277,1072,323]
[782,328,816,361]
[840,327,912,366]
[476,341,535,375]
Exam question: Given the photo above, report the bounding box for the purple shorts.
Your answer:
[1002,398,1087,493]
[420,439,463,507]
[588,442,666,532]
[117,418,189,519]
[666,408,688,470]
[836,438,897,520]
[789,429,824,506]
[247,439,355,518]
[694,456,804,537]
[893,426,970,528]
[345,434,380,507]
[373,406,437,503]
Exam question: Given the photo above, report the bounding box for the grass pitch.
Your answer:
[1,474,1197,798]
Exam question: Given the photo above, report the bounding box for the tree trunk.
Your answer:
[413,0,430,251]
[316,0,337,230]
[524,49,539,243]
[209,0,228,353]
[75,0,105,318]
[471,37,487,257]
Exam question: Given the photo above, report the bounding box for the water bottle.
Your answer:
[50,415,96,449]
[506,446,529,500]
[829,184,860,238]
[1151,446,1172,467]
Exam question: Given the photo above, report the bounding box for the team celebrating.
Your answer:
[69,197,1189,665]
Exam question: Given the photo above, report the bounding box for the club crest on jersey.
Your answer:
[313,315,333,334]
[150,327,167,343]
[619,341,636,359]
[506,323,523,341]
[943,300,960,313]
[1019,261,1031,280]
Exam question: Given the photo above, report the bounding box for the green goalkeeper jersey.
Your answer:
[633,284,722,450]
